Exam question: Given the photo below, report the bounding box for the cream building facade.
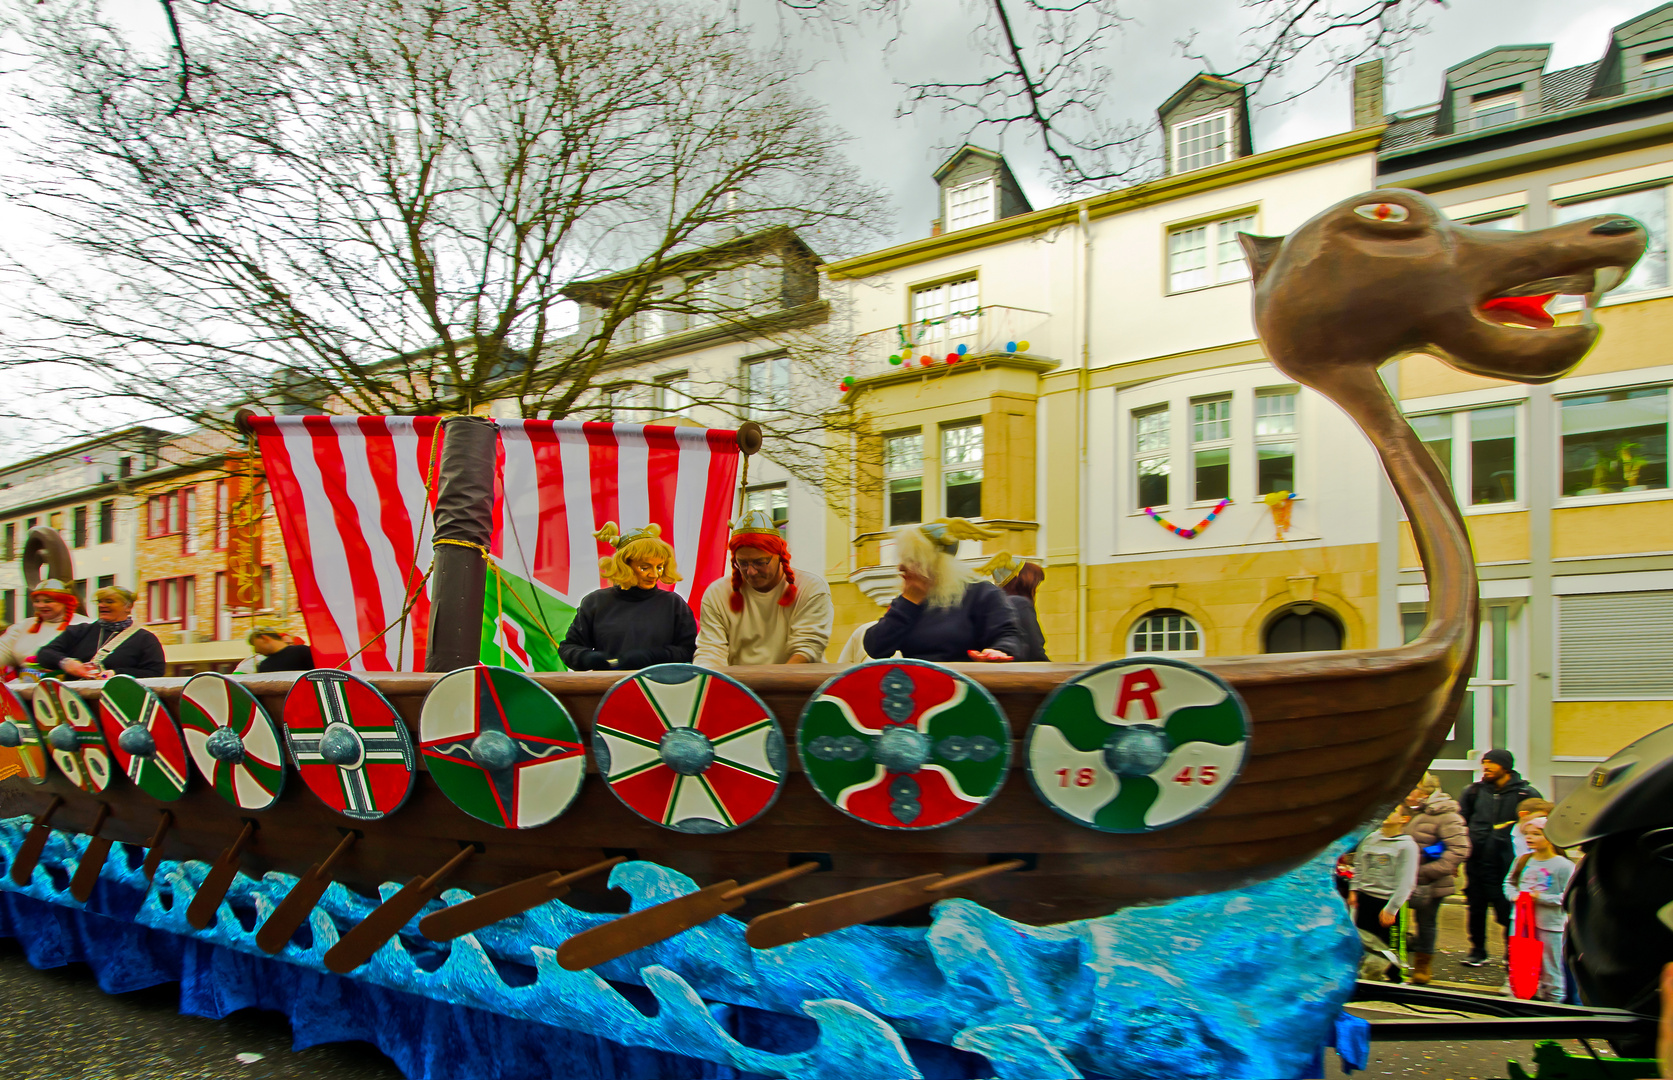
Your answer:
[1377,2,1673,799]
[821,89,1391,682]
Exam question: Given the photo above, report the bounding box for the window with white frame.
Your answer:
[942,422,983,519]
[1190,396,1231,502]
[1643,48,1673,91]
[654,372,693,415]
[1255,389,1298,495]
[1559,386,1668,497]
[1555,188,1668,295]
[744,356,789,419]
[1134,406,1170,509]
[911,278,979,350]
[1170,110,1231,173]
[1467,88,1521,131]
[1129,609,1204,656]
[598,383,632,421]
[945,180,996,231]
[147,575,196,627]
[1168,213,1255,292]
[743,483,788,534]
[1406,405,1520,507]
[884,431,924,526]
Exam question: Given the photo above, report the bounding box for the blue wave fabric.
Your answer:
[0,818,1362,1078]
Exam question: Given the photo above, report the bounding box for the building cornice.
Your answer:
[825,126,1386,280]
[596,300,831,371]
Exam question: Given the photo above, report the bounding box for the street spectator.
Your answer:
[1511,797,1554,858]
[1403,772,1469,986]
[36,586,164,679]
[1504,816,1573,1002]
[1350,803,1420,982]
[863,520,1022,663]
[244,628,316,673]
[1460,749,1541,967]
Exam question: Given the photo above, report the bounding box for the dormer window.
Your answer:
[1171,110,1232,173]
[1643,48,1673,91]
[945,179,996,231]
[1467,88,1521,132]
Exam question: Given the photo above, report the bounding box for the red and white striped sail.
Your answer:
[253,416,740,672]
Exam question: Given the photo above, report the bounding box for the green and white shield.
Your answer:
[1025,657,1249,832]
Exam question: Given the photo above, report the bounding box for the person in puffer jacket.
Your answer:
[1402,771,1470,985]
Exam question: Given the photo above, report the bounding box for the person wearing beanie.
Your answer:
[0,579,91,677]
[694,509,833,667]
[1460,748,1541,967]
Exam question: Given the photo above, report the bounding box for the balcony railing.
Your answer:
[847,305,1054,380]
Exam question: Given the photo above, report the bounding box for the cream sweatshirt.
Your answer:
[694,567,833,666]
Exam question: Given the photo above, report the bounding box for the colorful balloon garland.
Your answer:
[1143,498,1230,539]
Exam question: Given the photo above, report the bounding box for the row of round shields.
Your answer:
[0,656,1252,837]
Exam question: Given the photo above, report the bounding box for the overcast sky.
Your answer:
[761,0,1655,246]
[0,0,1657,461]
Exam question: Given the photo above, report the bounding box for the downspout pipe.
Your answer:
[425,415,498,672]
[1078,202,1093,662]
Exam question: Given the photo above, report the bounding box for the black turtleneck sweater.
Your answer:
[558,586,698,671]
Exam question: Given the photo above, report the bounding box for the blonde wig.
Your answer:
[596,523,682,588]
[894,524,975,609]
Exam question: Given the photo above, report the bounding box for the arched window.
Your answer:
[1128,609,1204,657]
[1264,605,1344,653]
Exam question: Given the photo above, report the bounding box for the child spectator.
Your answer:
[1351,804,1420,982]
[1510,797,1555,858]
[1504,816,1574,1002]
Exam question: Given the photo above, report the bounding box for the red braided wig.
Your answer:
[727,533,798,612]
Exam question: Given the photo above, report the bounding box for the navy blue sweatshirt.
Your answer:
[558,586,697,671]
[37,621,166,679]
[863,581,1024,662]
[1006,595,1050,662]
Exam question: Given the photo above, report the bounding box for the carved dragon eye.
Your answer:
[1354,202,1410,223]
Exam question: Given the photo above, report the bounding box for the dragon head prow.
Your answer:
[1242,188,1646,393]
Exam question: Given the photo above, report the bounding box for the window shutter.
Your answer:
[1558,591,1673,697]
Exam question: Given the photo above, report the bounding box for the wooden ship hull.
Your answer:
[0,639,1464,926]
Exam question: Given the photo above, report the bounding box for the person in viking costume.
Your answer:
[0,578,90,677]
[978,552,1049,662]
[694,508,833,667]
[862,518,1023,663]
[37,586,165,679]
[558,522,697,672]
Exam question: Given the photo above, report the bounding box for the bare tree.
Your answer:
[0,0,889,489]
[754,0,1440,193]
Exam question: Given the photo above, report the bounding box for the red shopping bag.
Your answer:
[1507,891,1542,1000]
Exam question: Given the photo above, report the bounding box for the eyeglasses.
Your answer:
[735,557,778,571]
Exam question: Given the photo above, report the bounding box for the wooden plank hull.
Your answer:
[0,647,1462,926]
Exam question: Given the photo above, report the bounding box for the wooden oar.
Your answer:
[255,830,359,955]
[556,861,822,972]
[186,820,257,931]
[9,796,63,886]
[323,843,476,974]
[745,860,1027,950]
[419,855,624,943]
[140,810,174,883]
[68,803,113,903]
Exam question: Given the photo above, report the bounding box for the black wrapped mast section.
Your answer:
[425,416,499,672]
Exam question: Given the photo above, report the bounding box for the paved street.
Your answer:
[0,939,400,1080]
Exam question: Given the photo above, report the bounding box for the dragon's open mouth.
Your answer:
[1479,267,1629,329]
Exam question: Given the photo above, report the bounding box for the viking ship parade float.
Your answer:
[0,190,1654,1078]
